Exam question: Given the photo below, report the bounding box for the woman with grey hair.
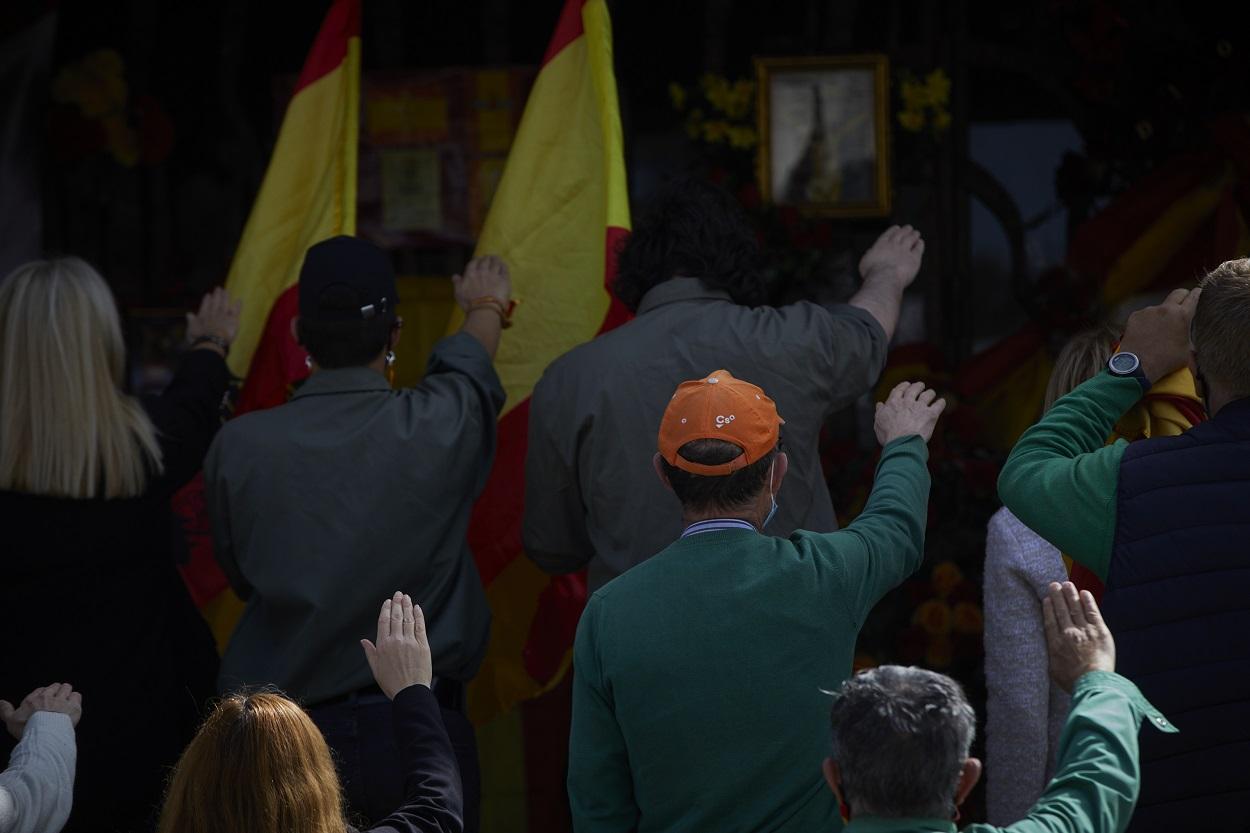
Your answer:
[822,581,1177,833]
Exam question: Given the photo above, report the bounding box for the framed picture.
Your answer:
[755,54,891,217]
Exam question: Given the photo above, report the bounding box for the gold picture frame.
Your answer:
[755,54,891,217]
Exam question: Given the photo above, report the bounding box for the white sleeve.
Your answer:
[0,712,77,833]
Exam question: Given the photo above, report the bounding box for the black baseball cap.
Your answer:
[298,235,398,322]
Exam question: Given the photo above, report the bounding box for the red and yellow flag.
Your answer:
[178,0,361,647]
[460,0,630,727]
[227,0,360,396]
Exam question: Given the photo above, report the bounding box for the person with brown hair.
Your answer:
[158,592,461,833]
[999,260,1250,832]
[0,257,239,833]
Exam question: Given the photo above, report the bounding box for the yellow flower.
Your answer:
[898,108,925,132]
[702,120,730,143]
[931,561,964,596]
[924,69,951,106]
[901,79,931,112]
[953,602,983,635]
[932,110,952,132]
[913,599,953,635]
[668,82,687,111]
[727,125,757,149]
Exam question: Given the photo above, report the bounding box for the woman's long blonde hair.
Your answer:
[158,692,348,833]
[1043,323,1120,412]
[0,257,162,498]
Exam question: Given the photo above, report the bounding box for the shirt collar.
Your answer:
[635,277,733,316]
[844,817,957,833]
[291,366,391,400]
[680,518,758,538]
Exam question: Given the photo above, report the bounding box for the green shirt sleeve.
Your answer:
[820,435,930,629]
[997,372,1143,580]
[973,672,1176,833]
[568,597,639,833]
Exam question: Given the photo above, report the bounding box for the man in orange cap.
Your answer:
[567,371,945,833]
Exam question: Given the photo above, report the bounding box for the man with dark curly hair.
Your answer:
[524,177,924,589]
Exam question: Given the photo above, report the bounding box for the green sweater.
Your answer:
[568,436,930,833]
[842,671,1176,833]
[997,371,1146,580]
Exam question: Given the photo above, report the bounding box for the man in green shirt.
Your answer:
[821,580,1176,833]
[568,370,945,833]
[998,262,1250,830]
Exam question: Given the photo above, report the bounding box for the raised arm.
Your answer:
[363,593,464,833]
[848,225,924,343]
[998,289,1200,579]
[0,684,82,833]
[145,287,240,496]
[835,382,943,626]
[452,256,512,359]
[1002,582,1176,833]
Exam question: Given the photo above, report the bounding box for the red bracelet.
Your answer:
[468,296,516,329]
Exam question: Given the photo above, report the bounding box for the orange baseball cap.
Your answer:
[658,369,785,476]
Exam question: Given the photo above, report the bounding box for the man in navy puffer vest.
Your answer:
[999,259,1250,832]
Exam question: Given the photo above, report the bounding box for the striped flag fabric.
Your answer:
[459,0,631,728]
[226,0,360,394]
[179,0,361,646]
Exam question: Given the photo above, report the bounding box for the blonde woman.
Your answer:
[158,593,461,833]
[0,257,239,833]
[983,321,1205,824]
[983,324,1117,825]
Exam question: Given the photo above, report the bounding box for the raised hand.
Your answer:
[186,287,242,350]
[0,683,84,739]
[1117,287,1201,384]
[858,225,925,289]
[360,591,434,699]
[453,255,512,311]
[1042,581,1116,693]
[873,381,947,445]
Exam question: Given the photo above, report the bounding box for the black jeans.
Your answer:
[308,685,480,832]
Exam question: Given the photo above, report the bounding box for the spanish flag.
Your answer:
[457,0,629,825]
[227,0,360,396]
[177,0,360,648]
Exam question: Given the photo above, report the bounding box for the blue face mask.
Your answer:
[762,460,779,528]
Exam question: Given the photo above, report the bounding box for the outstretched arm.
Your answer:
[452,256,512,359]
[998,288,1201,579]
[835,382,944,625]
[1000,583,1176,833]
[848,225,924,343]
[0,684,82,833]
[363,594,464,833]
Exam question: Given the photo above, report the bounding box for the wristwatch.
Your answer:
[1107,351,1150,391]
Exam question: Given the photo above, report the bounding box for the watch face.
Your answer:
[1109,352,1139,375]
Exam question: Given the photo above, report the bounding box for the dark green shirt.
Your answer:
[997,371,1144,579]
[842,671,1176,833]
[205,333,504,703]
[568,436,929,833]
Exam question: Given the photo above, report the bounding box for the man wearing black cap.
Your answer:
[204,235,512,830]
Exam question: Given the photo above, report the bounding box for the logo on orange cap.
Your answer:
[658,369,785,476]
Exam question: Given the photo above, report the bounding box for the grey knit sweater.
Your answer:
[983,506,1071,825]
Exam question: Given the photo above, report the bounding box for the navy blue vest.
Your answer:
[1102,397,1250,833]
